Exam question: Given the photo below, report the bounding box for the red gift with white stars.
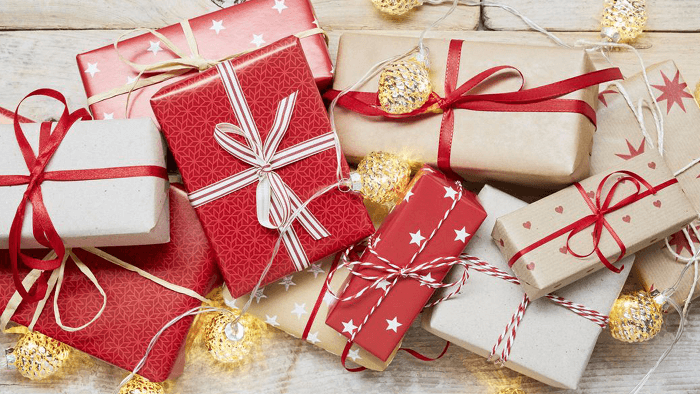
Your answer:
[151,36,374,298]
[325,166,487,362]
[76,0,332,125]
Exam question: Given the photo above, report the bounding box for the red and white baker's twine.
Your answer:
[325,180,470,342]
[461,254,608,365]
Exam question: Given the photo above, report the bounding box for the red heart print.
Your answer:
[499,239,505,247]
[555,206,564,214]
[523,221,531,229]
[587,191,595,199]
[559,246,567,254]
[653,200,661,208]
[622,215,631,223]
[526,262,535,271]
[648,162,656,169]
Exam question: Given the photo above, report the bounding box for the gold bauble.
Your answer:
[204,312,262,365]
[600,0,647,43]
[118,375,164,394]
[378,56,432,115]
[8,331,71,380]
[609,290,663,343]
[371,0,422,15]
[352,151,412,206]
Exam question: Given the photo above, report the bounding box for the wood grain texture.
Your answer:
[0,0,479,31]
[482,0,700,32]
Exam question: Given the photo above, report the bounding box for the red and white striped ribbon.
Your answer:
[460,254,609,365]
[326,180,471,341]
[187,60,335,271]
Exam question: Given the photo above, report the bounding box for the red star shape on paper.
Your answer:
[652,70,694,114]
[615,137,645,160]
[667,228,699,256]
[598,89,618,107]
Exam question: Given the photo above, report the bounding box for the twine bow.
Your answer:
[187,61,336,270]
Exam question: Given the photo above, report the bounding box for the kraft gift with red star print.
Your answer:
[591,61,700,307]
[325,166,487,362]
[150,36,374,298]
[493,150,696,301]
[76,0,332,126]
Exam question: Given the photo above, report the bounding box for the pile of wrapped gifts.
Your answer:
[2,0,700,390]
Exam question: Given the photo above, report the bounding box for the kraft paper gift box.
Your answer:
[0,184,221,382]
[492,150,696,300]
[591,61,700,306]
[422,185,633,389]
[0,116,169,249]
[327,33,623,188]
[223,253,397,371]
[151,36,374,299]
[325,166,487,361]
[77,0,332,124]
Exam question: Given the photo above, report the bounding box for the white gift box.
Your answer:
[422,185,633,389]
[0,117,169,248]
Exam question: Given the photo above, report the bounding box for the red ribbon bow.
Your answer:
[508,171,678,273]
[323,39,623,179]
[0,89,168,302]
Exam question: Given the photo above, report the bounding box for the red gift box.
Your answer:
[325,166,487,361]
[151,36,374,298]
[0,184,221,382]
[76,0,332,124]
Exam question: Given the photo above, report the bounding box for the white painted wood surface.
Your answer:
[1,1,700,393]
[483,0,700,32]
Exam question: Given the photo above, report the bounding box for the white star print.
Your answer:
[444,186,458,199]
[409,230,426,246]
[454,227,470,243]
[342,319,357,335]
[84,62,100,78]
[210,19,225,34]
[375,279,391,292]
[126,75,137,85]
[420,272,435,287]
[265,315,280,327]
[102,112,114,120]
[306,331,321,344]
[323,291,336,307]
[308,263,325,278]
[272,0,288,13]
[253,288,267,303]
[279,275,295,291]
[404,190,414,202]
[147,41,162,56]
[386,317,402,332]
[291,303,307,319]
[251,34,266,48]
[347,348,361,361]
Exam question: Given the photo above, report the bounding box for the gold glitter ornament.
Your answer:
[371,0,422,15]
[600,0,647,43]
[7,331,71,380]
[378,55,432,115]
[349,151,412,206]
[205,312,262,364]
[609,290,664,343]
[117,375,164,394]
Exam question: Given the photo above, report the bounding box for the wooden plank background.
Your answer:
[1,0,699,393]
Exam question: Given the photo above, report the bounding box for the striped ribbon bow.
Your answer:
[188,61,337,270]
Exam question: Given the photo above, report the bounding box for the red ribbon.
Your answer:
[323,39,624,177]
[0,89,168,302]
[507,171,679,273]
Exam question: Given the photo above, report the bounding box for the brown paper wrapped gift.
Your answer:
[591,61,700,306]
[223,254,398,371]
[492,150,696,300]
[328,33,623,188]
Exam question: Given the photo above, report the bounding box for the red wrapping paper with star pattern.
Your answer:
[76,0,332,125]
[325,166,487,361]
[0,184,221,382]
[151,36,374,298]
[591,61,700,306]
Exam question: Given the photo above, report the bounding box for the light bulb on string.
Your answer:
[377,54,433,115]
[694,81,700,108]
[348,151,413,206]
[371,0,423,15]
[5,331,71,380]
[600,0,647,43]
[609,290,664,343]
[204,310,265,365]
[117,375,164,394]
